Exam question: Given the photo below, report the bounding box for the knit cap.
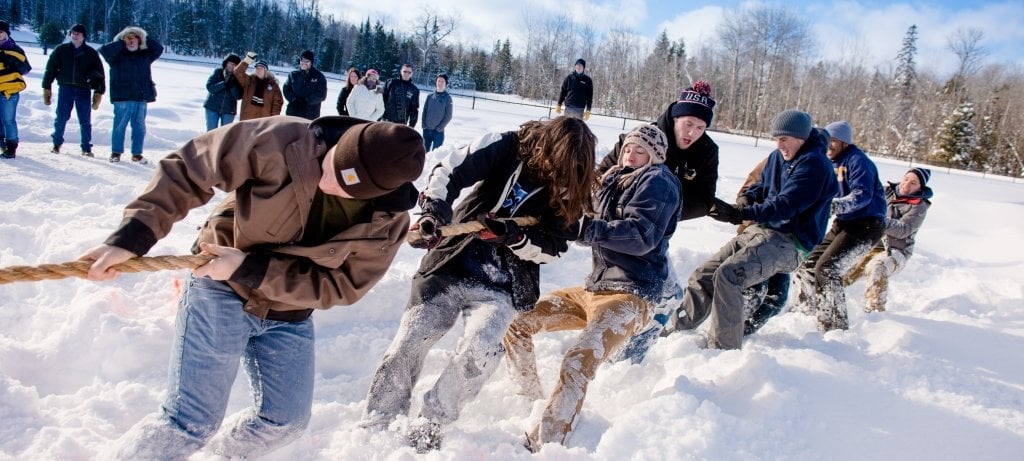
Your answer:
[770,109,813,140]
[622,125,669,165]
[670,80,716,126]
[300,50,315,63]
[0,21,10,35]
[575,58,586,69]
[909,167,931,186]
[825,121,854,145]
[333,122,426,199]
[254,60,268,70]
[222,53,241,68]
[70,24,87,35]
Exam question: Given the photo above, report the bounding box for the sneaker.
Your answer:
[81,151,94,158]
[51,145,61,154]
[131,154,148,165]
[109,153,122,163]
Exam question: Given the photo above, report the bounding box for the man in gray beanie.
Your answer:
[673,108,838,349]
[79,116,425,459]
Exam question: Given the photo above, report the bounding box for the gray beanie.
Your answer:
[825,121,853,145]
[771,109,813,140]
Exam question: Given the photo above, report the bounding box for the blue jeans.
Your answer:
[205,109,235,131]
[51,86,93,151]
[422,128,445,151]
[114,276,314,459]
[111,101,148,154]
[0,92,19,142]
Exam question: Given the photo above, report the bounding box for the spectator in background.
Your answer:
[234,52,283,121]
[383,63,419,127]
[203,53,243,131]
[346,69,384,121]
[421,73,453,152]
[555,58,593,120]
[283,50,327,120]
[100,25,164,164]
[41,23,105,157]
[0,20,30,159]
[843,168,933,313]
[336,67,360,116]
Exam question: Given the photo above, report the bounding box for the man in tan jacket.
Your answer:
[79,116,425,459]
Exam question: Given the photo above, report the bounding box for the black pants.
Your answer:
[802,217,885,331]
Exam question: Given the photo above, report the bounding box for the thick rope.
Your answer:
[407,216,541,245]
[0,254,214,285]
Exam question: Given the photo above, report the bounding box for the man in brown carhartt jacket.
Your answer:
[79,115,425,459]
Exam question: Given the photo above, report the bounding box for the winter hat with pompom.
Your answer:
[670,80,716,126]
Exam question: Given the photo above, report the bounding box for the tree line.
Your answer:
[4,0,1021,177]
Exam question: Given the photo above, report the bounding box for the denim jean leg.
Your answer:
[111,101,132,153]
[0,93,19,142]
[205,109,220,131]
[209,316,315,458]
[130,102,148,154]
[52,86,77,147]
[431,130,445,150]
[220,113,235,126]
[72,88,92,151]
[114,276,251,460]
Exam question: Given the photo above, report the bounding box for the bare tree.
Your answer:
[946,27,988,101]
[411,8,459,73]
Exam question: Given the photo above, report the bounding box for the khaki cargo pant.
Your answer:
[503,287,651,447]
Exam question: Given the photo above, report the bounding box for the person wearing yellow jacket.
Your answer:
[0,20,30,159]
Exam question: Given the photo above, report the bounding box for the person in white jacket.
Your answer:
[346,68,384,121]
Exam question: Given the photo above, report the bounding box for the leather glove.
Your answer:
[708,198,744,225]
[583,110,591,121]
[409,215,444,249]
[554,105,562,114]
[735,194,753,207]
[92,92,102,110]
[477,213,525,246]
[43,88,52,106]
[243,51,257,64]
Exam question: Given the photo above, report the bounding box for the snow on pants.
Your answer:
[794,217,884,331]
[503,287,651,446]
[363,273,517,427]
[680,226,802,349]
[844,246,909,312]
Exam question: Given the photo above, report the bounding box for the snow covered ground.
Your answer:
[2,39,1024,460]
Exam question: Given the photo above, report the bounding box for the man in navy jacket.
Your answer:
[678,109,838,349]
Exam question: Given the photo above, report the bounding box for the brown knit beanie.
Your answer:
[333,122,426,199]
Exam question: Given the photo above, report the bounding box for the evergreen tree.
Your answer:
[931,102,980,169]
[493,39,514,94]
[37,21,66,55]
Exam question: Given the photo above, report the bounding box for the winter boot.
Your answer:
[131,154,149,165]
[81,150,94,158]
[109,153,122,163]
[1,140,18,159]
[51,144,61,154]
[406,420,443,453]
[0,140,10,159]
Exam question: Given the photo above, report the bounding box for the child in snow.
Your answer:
[843,168,933,312]
[360,116,596,452]
[502,125,680,451]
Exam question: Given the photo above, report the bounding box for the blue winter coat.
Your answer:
[203,67,242,115]
[283,67,327,120]
[830,144,887,221]
[741,128,839,252]
[578,164,681,301]
[99,37,163,102]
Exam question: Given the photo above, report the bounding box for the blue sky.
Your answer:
[327,0,1023,76]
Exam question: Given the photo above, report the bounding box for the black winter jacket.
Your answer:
[382,78,419,126]
[417,131,578,311]
[41,42,106,93]
[598,102,720,220]
[283,67,327,120]
[557,71,593,110]
[99,37,163,102]
[203,67,242,115]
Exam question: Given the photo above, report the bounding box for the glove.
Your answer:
[554,105,562,114]
[409,215,444,249]
[708,198,743,225]
[243,51,257,64]
[583,110,591,121]
[477,213,525,246]
[735,194,753,208]
[92,92,102,110]
[43,88,52,106]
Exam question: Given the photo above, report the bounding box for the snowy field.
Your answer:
[2,38,1024,460]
